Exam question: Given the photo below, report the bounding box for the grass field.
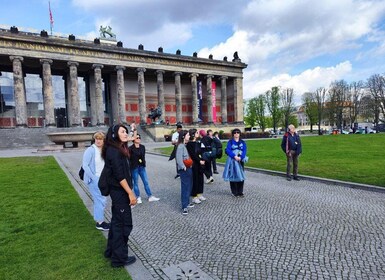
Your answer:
[158,134,385,187]
[0,156,131,280]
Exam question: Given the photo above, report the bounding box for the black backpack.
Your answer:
[98,164,111,196]
[212,137,223,159]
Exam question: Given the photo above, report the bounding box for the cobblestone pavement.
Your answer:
[54,151,385,279]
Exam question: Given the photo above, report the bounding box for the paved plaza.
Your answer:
[3,147,385,279]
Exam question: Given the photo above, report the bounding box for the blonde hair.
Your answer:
[93,131,105,140]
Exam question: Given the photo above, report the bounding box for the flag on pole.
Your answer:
[49,1,54,34]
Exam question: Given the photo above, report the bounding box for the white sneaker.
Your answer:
[137,197,142,204]
[206,176,214,184]
[198,195,206,201]
[192,197,201,204]
[148,196,160,202]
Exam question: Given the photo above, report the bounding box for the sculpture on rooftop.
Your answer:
[99,25,116,39]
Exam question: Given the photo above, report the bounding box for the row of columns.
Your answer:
[7,56,235,127]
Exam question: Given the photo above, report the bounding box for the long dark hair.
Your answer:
[177,130,189,145]
[188,128,197,141]
[102,124,130,159]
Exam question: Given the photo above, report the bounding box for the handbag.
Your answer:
[183,157,193,168]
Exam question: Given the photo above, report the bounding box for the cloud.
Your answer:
[244,61,353,101]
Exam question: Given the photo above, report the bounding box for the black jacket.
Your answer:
[129,144,146,169]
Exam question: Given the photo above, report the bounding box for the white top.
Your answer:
[172,131,179,143]
[93,144,104,177]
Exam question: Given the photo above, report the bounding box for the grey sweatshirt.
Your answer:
[176,143,190,170]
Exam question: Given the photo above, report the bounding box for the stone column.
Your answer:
[206,75,214,124]
[190,73,199,124]
[174,72,182,124]
[40,59,55,127]
[233,77,244,123]
[67,61,81,127]
[156,70,165,123]
[9,56,27,127]
[93,64,105,126]
[137,68,146,125]
[220,76,228,124]
[116,66,126,124]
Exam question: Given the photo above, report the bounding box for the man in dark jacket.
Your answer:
[281,124,302,181]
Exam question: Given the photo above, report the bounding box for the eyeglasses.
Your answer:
[233,131,240,134]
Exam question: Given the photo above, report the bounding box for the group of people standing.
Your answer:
[81,122,302,267]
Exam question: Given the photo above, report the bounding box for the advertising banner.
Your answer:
[197,81,203,122]
[212,81,216,123]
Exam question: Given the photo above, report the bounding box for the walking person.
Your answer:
[129,134,160,204]
[102,124,137,268]
[186,129,206,204]
[170,124,183,179]
[281,124,302,181]
[176,130,193,215]
[200,129,214,183]
[223,128,247,197]
[82,131,109,231]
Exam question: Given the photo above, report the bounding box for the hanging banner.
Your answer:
[212,81,216,123]
[197,80,203,122]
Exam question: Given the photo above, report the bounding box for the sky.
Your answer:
[1,0,385,104]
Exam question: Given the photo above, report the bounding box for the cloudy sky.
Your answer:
[2,0,385,103]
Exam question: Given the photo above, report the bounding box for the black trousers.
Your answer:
[230,181,244,196]
[191,163,204,197]
[105,204,133,266]
[211,158,217,172]
[203,159,213,179]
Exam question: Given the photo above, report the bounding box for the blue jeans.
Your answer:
[132,166,153,198]
[87,178,107,222]
[180,168,192,209]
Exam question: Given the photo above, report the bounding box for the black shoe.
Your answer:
[96,222,110,231]
[286,176,292,181]
[213,171,219,174]
[174,174,180,179]
[238,193,244,198]
[293,177,300,181]
[111,256,136,268]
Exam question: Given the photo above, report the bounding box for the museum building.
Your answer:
[0,27,247,131]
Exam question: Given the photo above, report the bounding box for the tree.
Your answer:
[302,92,318,133]
[367,74,385,131]
[255,95,267,131]
[314,87,327,135]
[327,80,349,132]
[244,98,258,127]
[347,81,363,127]
[265,86,281,133]
[280,88,295,132]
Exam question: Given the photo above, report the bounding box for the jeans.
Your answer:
[87,178,107,222]
[132,166,153,198]
[180,168,192,209]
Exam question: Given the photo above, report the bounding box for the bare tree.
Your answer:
[327,80,349,132]
[280,88,295,132]
[265,86,281,133]
[314,87,327,135]
[302,92,318,133]
[367,74,385,131]
[347,81,363,128]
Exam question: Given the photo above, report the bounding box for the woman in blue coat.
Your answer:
[223,128,247,197]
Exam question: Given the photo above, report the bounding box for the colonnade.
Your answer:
[5,56,242,127]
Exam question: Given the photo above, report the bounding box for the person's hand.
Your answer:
[200,160,205,165]
[131,123,136,130]
[129,195,137,206]
[184,167,187,171]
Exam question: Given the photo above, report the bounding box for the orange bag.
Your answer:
[183,158,193,168]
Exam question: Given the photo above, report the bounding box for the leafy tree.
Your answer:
[367,74,385,131]
[244,98,258,127]
[265,86,281,133]
[255,95,267,131]
[302,92,318,132]
[347,81,363,127]
[327,80,349,132]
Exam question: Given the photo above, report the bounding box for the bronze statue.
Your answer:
[99,26,116,39]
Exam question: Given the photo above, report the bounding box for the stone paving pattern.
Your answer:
[56,150,385,279]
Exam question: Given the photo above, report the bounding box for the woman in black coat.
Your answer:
[186,128,206,204]
[102,124,137,268]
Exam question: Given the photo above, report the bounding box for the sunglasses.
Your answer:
[233,131,240,134]
[136,136,141,139]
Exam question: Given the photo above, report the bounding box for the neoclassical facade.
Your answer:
[0,27,247,129]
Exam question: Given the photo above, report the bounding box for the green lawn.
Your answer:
[0,157,131,280]
[157,134,385,187]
